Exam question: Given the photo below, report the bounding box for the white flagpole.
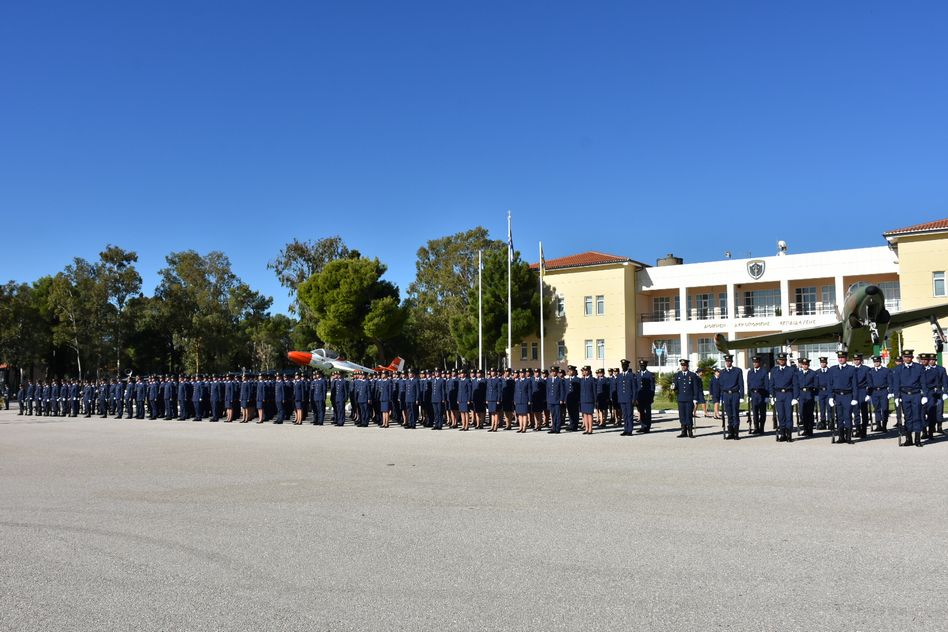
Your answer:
[539,241,545,370]
[507,211,513,369]
[478,249,483,372]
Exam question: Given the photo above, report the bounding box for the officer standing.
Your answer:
[868,356,891,432]
[311,372,327,425]
[673,359,703,438]
[403,369,420,429]
[717,354,744,440]
[815,357,831,429]
[26,380,35,416]
[635,360,655,433]
[485,368,500,432]
[851,353,871,438]
[546,367,567,434]
[272,373,285,424]
[565,366,580,432]
[746,356,769,435]
[431,369,447,430]
[330,373,348,425]
[616,359,638,436]
[795,358,819,436]
[892,349,928,447]
[768,352,798,442]
[828,351,858,444]
[191,375,204,421]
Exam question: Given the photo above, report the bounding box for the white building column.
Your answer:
[780,278,790,317]
[679,286,688,322]
[834,275,845,317]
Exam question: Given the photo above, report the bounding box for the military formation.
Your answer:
[9,350,947,446]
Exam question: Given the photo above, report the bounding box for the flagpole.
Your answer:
[478,249,483,372]
[507,211,513,370]
[539,241,545,370]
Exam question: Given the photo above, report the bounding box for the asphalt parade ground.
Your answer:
[1,407,947,632]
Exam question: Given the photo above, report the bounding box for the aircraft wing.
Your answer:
[329,358,376,374]
[886,303,948,330]
[714,324,843,353]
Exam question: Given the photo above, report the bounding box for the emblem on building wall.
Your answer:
[747,259,765,280]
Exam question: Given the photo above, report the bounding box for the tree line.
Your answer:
[0,228,553,380]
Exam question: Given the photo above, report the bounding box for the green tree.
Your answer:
[250,313,295,371]
[156,250,272,373]
[268,237,352,308]
[47,258,110,377]
[0,282,52,381]
[450,248,553,367]
[297,257,406,363]
[407,227,503,368]
[98,245,142,374]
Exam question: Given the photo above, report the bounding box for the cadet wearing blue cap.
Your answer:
[892,349,927,446]
[635,360,655,433]
[311,372,328,426]
[768,353,798,443]
[717,354,744,440]
[616,359,639,436]
[403,369,420,429]
[868,356,891,432]
[673,359,703,438]
[828,351,858,444]
[815,357,831,429]
[851,353,871,438]
[746,356,769,434]
[795,358,819,437]
[545,367,568,433]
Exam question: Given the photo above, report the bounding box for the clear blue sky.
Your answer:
[2,0,946,314]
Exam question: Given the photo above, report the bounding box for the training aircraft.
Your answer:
[715,284,948,357]
[287,348,405,374]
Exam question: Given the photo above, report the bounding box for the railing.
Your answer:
[885,298,901,313]
[685,307,728,321]
[640,312,680,323]
[734,305,781,318]
[787,302,837,316]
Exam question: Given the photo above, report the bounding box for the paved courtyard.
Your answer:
[1,408,946,631]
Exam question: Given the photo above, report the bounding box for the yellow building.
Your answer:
[883,219,948,356]
[512,252,644,370]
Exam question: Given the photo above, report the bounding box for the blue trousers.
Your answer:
[871,394,888,425]
[549,404,562,432]
[774,394,794,430]
[636,398,653,429]
[722,392,742,429]
[192,400,202,420]
[432,403,444,429]
[817,394,830,422]
[834,399,853,429]
[358,402,370,426]
[902,393,923,432]
[678,401,694,427]
[405,402,417,428]
[312,402,325,425]
[620,401,634,433]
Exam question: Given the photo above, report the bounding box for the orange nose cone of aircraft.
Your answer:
[287,351,312,366]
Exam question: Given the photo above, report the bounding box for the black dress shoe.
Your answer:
[620,432,630,436]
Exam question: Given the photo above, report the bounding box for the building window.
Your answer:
[595,295,605,315]
[692,293,713,320]
[719,293,728,319]
[652,338,681,367]
[935,272,946,297]
[531,342,538,361]
[674,295,681,320]
[821,285,836,312]
[596,339,605,360]
[652,296,671,321]
[584,296,593,316]
[584,339,593,359]
[794,287,817,315]
[742,289,781,318]
[520,344,528,361]
[878,281,901,311]
[555,295,565,317]
[557,340,566,361]
[697,337,719,361]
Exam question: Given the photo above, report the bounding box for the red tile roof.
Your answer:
[883,218,948,236]
[530,251,645,271]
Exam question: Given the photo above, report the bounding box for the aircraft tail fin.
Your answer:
[714,334,730,354]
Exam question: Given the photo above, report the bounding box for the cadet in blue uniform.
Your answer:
[595,369,611,427]
[124,378,135,419]
[921,353,946,438]
[272,374,285,424]
[635,360,655,433]
[501,369,515,430]
[456,370,472,431]
[565,366,580,432]
[354,373,372,427]
[238,375,251,422]
[673,359,703,438]
[746,356,769,434]
[530,369,546,430]
[485,369,501,432]
[163,376,175,420]
[717,354,744,440]
[930,354,948,435]
[472,370,487,429]
[222,376,234,422]
[795,358,819,437]
[403,369,420,429]
[98,379,110,418]
[147,376,159,420]
[311,372,327,426]
[768,353,798,442]
[578,365,598,435]
[191,375,204,421]
[615,360,638,436]
[82,381,93,418]
[513,370,530,432]
[828,351,858,444]
[293,374,305,425]
[851,353,871,438]
[330,373,348,425]
[815,357,831,429]
[377,372,393,427]
[134,376,146,419]
[892,349,928,446]
[255,374,267,423]
[868,356,891,432]
[546,367,568,433]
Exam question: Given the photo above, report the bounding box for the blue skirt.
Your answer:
[515,402,530,415]
[487,402,498,413]
[380,401,390,412]
[580,402,595,414]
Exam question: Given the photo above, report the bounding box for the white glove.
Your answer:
[921,397,928,405]
[828,398,835,407]
[894,398,901,406]
[770,398,775,405]
[864,395,871,402]
[942,394,947,401]
[850,400,857,406]
[692,400,697,406]
[791,399,798,406]
[887,393,894,399]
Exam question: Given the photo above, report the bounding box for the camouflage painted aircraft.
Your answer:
[714,284,948,357]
